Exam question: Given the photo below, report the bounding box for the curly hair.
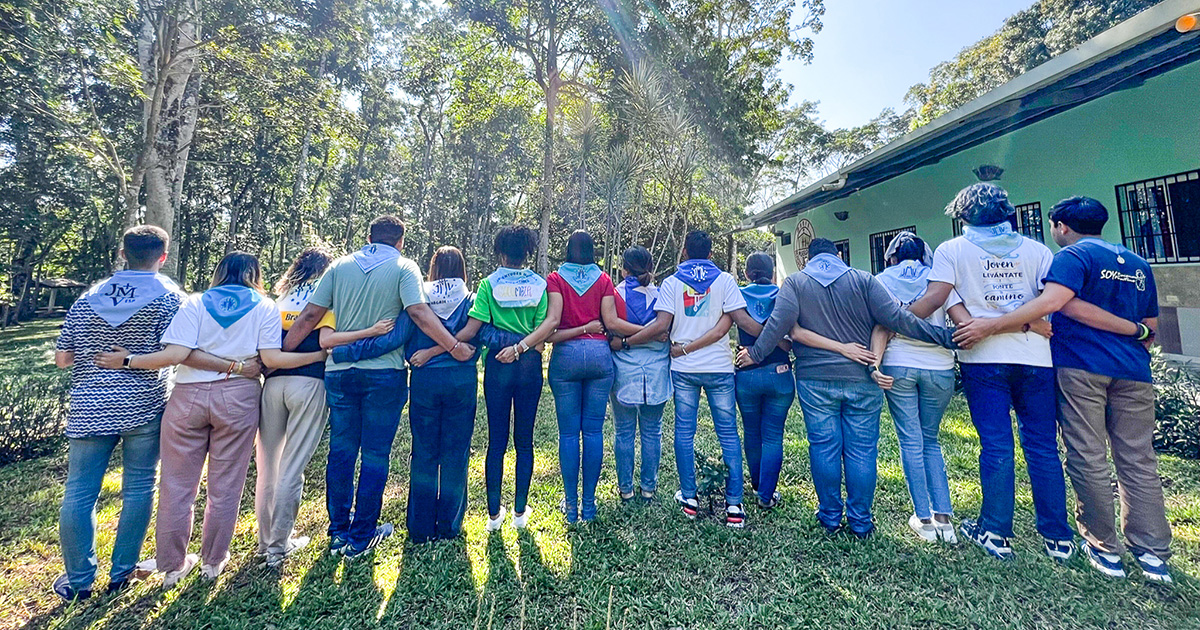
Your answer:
[493,225,539,266]
[944,183,1015,226]
[275,247,333,296]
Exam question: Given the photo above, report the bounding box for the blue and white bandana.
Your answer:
[802,253,851,287]
[618,276,659,326]
[875,259,931,305]
[84,271,179,327]
[202,285,262,328]
[557,263,603,296]
[352,242,401,274]
[487,267,547,308]
[963,221,1024,258]
[740,283,778,324]
[425,278,469,320]
[674,259,721,293]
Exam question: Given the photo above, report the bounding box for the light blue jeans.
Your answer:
[611,397,664,496]
[794,379,884,534]
[671,371,743,505]
[881,366,955,520]
[59,418,160,591]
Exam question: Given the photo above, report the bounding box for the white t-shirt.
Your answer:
[161,292,282,383]
[880,285,958,372]
[928,235,1053,367]
[655,272,746,374]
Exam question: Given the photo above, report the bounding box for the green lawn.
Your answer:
[1,320,1199,629]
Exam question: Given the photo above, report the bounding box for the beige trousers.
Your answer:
[255,375,328,556]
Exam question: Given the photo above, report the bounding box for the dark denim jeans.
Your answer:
[325,368,406,550]
[794,379,883,534]
[611,397,664,496]
[406,365,477,543]
[483,350,543,517]
[672,371,744,505]
[735,364,794,503]
[59,418,160,590]
[549,339,614,521]
[960,363,1073,540]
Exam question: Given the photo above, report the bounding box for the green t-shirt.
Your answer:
[310,253,426,371]
[468,277,548,337]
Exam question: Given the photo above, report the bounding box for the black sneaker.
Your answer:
[1043,538,1077,564]
[329,534,350,557]
[52,574,91,602]
[852,525,877,540]
[758,492,781,510]
[105,579,130,595]
[1083,544,1126,578]
[960,518,1015,561]
[343,523,394,561]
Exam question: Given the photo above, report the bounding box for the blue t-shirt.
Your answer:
[1045,238,1157,382]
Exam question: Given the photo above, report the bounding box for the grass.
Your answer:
[1,320,1198,629]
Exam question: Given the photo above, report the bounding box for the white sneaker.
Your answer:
[486,506,507,532]
[200,554,230,580]
[933,520,958,544]
[163,554,199,588]
[512,507,532,529]
[908,514,938,542]
[284,536,310,555]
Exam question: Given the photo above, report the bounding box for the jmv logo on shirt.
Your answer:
[103,283,137,306]
[683,288,710,317]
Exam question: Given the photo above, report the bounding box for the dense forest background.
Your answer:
[0,0,1161,321]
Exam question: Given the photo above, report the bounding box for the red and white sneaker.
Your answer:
[725,504,746,529]
[674,490,698,519]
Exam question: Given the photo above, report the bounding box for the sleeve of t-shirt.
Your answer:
[55,303,79,351]
[1043,249,1088,295]
[397,261,427,309]
[309,266,336,309]
[468,280,493,323]
[928,243,956,285]
[258,302,283,350]
[1034,245,1054,291]
[1144,268,1160,319]
[944,288,964,310]
[160,298,202,349]
[721,274,747,312]
[546,273,564,295]
[654,277,677,314]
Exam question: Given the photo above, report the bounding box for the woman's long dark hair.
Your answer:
[564,230,595,265]
[622,245,653,286]
[210,251,264,293]
[428,246,467,282]
[745,252,775,285]
[275,247,333,296]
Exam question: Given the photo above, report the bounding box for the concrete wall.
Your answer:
[769,58,1200,354]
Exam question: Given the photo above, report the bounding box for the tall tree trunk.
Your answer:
[538,66,558,275]
[287,52,326,249]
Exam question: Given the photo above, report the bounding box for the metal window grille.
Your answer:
[869,226,916,274]
[951,204,1042,241]
[834,239,851,265]
[1116,170,1200,264]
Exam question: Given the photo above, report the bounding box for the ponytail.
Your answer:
[622,245,654,286]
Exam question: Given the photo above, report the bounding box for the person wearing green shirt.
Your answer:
[282,216,475,559]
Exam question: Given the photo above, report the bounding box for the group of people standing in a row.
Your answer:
[50,182,1173,602]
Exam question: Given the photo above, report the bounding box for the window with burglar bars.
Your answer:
[1116,170,1200,264]
[950,202,1043,241]
[834,239,851,265]
[870,226,916,274]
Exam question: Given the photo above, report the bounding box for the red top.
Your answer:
[546,271,615,341]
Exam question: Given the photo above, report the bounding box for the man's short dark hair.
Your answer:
[683,230,712,260]
[1049,196,1108,235]
[369,215,405,246]
[807,238,838,257]
[122,225,169,269]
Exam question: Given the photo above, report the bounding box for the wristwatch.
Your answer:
[621,338,631,351]
[122,355,133,369]
[867,364,879,375]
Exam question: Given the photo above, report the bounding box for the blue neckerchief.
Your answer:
[557,262,603,296]
[963,221,1024,258]
[352,242,400,274]
[202,285,262,328]
[486,267,546,308]
[619,276,658,326]
[425,278,469,320]
[875,260,931,305]
[802,253,851,287]
[740,283,778,324]
[84,271,179,327]
[674,259,721,293]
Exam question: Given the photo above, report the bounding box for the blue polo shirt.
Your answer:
[1045,238,1157,383]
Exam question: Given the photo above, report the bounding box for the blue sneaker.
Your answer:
[1135,552,1172,584]
[343,523,393,561]
[1083,544,1126,578]
[1043,538,1077,564]
[328,534,350,557]
[960,518,1014,561]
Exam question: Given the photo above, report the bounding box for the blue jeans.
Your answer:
[611,397,664,496]
[549,340,613,521]
[671,371,743,505]
[483,350,543,517]
[881,366,955,520]
[735,365,794,503]
[407,365,476,543]
[960,363,1073,540]
[59,419,160,590]
[794,379,884,534]
[325,368,406,550]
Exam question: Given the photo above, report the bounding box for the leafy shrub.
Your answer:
[695,452,730,516]
[0,367,69,463]
[1151,348,1200,459]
